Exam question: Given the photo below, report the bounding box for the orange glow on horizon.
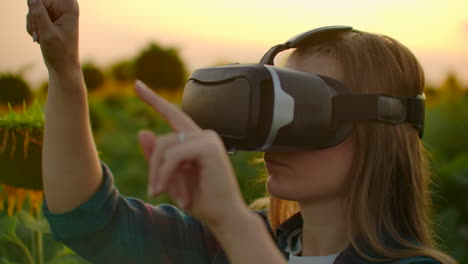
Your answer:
[1,0,467,86]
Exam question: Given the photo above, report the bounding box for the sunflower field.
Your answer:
[0,70,467,263]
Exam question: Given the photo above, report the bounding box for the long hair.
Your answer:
[257,30,456,263]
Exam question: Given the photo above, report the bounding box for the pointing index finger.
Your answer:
[135,80,201,132]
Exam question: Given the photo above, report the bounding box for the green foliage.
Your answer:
[110,60,135,83]
[0,100,44,129]
[0,216,17,239]
[424,97,468,262]
[82,63,105,92]
[424,97,468,161]
[0,210,89,264]
[229,151,266,204]
[430,151,468,261]
[135,43,187,92]
[17,212,50,233]
[0,74,33,108]
[35,81,49,103]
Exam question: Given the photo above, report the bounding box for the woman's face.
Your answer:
[264,53,355,203]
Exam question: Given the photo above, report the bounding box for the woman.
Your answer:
[26,0,456,263]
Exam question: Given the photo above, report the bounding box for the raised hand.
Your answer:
[26,0,80,73]
[135,80,248,228]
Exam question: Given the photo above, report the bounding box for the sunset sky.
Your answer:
[1,0,467,88]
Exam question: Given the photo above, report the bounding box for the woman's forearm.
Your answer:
[42,67,103,214]
[210,208,287,264]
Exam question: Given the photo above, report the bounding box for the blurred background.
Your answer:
[0,0,467,263]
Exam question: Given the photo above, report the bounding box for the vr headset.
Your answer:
[181,26,425,152]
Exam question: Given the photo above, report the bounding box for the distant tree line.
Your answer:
[0,49,467,111]
[26,41,188,99]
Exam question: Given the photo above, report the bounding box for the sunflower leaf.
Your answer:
[0,99,44,129]
[17,211,50,233]
[0,257,22,264]
[0,216,18,241]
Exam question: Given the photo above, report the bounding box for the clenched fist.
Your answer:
[26,0,80,73]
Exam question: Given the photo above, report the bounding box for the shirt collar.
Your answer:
[274,212,377,264]
[276,211,303,240]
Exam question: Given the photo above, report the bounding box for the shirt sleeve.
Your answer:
[42,161,224,264]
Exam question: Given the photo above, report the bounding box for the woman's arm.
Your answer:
[28,0,288,262]
[44,69,103,214]
[27,0,102,213]
[43,161,221,264]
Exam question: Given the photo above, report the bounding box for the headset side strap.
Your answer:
[332,94,425,138]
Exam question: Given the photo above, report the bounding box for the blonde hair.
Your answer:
[252,30,456,263]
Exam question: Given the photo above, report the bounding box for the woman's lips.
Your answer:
[264,158,287,167]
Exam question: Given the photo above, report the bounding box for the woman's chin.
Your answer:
[266,175,292,200]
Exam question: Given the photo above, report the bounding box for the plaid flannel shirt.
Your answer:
[42,161,440,264]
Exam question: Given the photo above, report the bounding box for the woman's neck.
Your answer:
[299,196,350,256]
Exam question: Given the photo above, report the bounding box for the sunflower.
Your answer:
[0,100,44,217]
